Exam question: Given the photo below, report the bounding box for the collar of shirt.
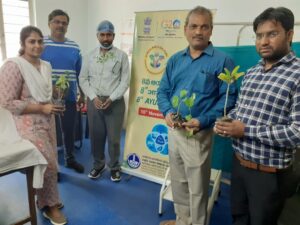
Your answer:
[259,51,296,70]
[181,42,214,58]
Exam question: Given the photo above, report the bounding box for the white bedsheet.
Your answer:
[0,107,47,188]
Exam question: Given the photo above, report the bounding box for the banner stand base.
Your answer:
[122,167,164,184]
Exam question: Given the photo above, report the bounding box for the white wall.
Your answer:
[32,0,300,128]
[33,0,300,53]
[86,0,300,49]
[33,0,88,54]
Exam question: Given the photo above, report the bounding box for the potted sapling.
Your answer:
[171,89,196,137]
[53,72,70,106]
[217,65,244,122]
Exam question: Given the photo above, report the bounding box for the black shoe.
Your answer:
[88,165,105,179]
[111,169,121,182]
[66,161,84,173]
[36,201,63,210]
[57,202,64,209]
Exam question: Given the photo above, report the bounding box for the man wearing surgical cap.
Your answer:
[79,20,130,182]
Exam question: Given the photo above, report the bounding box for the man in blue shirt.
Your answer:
[214,7,300,225]
[157,6,237,225]
[41,9,84,174]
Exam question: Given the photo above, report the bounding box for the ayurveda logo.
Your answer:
[144,45,168,75]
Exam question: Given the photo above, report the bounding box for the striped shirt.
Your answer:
[228,51,300,168]
[41,36,82,102]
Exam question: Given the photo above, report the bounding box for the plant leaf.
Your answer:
[231,66,245,81]
[232,65,240,75]
[185,114,192,121]
[171,96,179,108]
[218,66,245,84]
[233,72,244,81]
[191,93,196,101]
[224,68,231,76]
[180,89,187,99]
[218,73,231,84]
[186,129,194,137]
[184,95,195,108]
[55,73,70,91]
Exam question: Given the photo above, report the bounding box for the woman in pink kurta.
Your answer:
[0,26,66,225]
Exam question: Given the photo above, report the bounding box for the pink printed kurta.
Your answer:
[0,61,60,208]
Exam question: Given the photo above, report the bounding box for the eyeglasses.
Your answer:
[255,31,280,40]
[51,20,68,26]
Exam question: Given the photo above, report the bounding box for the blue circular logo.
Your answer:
[146,124,168,155]
[127,153,141,169]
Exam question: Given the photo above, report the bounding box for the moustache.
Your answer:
[102,42,111,47]
[192,35,204,39]
[259,47,272,51]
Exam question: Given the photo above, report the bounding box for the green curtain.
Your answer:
[211,42,300,172]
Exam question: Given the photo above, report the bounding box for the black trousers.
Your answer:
[231,155,299,225]
[87,97,125,171]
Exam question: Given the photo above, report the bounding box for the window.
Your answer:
[0,0,31,61]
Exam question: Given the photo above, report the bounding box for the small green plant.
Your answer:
[171,89,196,136]
[55,72,70,101]
[96,52,115,63]
[218,66,244,118]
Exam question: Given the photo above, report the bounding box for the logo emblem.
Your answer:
[145,46,168,75]
[146,124,168,155]
[127,153,141,169]
[143,17,152,34]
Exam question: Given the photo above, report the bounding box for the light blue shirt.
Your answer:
[79,46,130,102]
[157,44,237,129]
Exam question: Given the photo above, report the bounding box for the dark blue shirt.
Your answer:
[157,44,237,129]
[228,52,300,168]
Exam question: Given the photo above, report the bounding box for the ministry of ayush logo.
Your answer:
[144,45,168,75]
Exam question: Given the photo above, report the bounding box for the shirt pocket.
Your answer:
[112,61,121,74]
[193,71,216,94]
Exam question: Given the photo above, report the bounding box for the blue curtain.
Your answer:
[211,42,300,172]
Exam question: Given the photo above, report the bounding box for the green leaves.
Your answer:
[171,89,198,137]
[185,114,192,121]
[96,52,115,64]
[180,89,187,98]
[231,65,245,81]
[183,93,196,108]
[218,65,244,84]
[186,129,194,137]
[171,96,179,108]
[171,89,196,122]
[55,72,70,100]
[217,65,244,116]
[55,73,70,91]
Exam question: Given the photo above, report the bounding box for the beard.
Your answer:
[259,47,289,62]
[99,42,113,50]
[101,41,112,47]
